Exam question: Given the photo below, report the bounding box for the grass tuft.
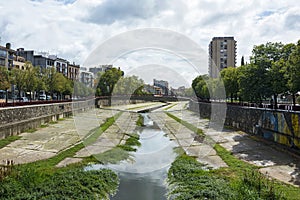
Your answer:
[136,114,144,126]
[0,135,21,149]
[166,112,204,136]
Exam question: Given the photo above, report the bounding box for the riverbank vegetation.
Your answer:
[168,152,290,200]
[0,167,118,200]
[0,112,124,199]
[136,114,144,126]
[166,112,204,137]
[166,118,300,200]
[0,135,21,149]
[95,133,141,164]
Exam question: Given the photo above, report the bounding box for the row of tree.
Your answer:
[0,62,90,102]
[192,39,300,108]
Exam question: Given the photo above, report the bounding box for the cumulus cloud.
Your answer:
[86,0,169,24]
[0,0,299,87]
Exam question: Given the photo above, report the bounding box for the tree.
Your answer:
[221,67,239,102]
[36,67,48,97]
[44,67,57,97]
[269,59,288,108]
[63,79,73,98]
[241,56,245,66]
[11,68,26,100]
[53,72,67,99]
[0,66,11,103]
[237,63,271,104]
[96,68,123,96]
[113,75,145,95]
[192,75,210,100]
[286,40,300,105]
[251,42,284,69]
[247,42,284,104]
[24,64,39,101]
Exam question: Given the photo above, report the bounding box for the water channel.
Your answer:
[87,113,178,200]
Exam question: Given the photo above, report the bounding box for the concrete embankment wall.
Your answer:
[96,99,146,107]
[189,100,300,150]
[0,100,95,139]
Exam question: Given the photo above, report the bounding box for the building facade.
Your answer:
[153,79,169,96]
[13,54,26,70]
[143,84,162,95]
[16,48,80,80]
[209,36,236,78]
[68,63,80,81]
[0,43,14,70]
[80,71,94,88]
[89,65,113,76]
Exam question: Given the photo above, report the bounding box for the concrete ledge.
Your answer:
[0,100,95,139]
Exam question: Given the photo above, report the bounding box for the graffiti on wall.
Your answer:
[259,111,300,148]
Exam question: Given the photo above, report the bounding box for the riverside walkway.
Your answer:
[161,101,300,187]
[0,101,299,187]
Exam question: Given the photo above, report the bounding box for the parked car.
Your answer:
[38,94,46,100]
[47,95,51,100]
[18,97,29,102]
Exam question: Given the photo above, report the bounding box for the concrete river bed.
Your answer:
[87,113,178,200]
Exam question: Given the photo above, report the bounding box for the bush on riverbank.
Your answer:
[94,133,141,164]
[167,153,286,200]
[0,167,118,200]
[167,154,234,200]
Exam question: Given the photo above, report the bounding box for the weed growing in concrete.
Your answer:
[136,114,144,126]
[0,135,21,149]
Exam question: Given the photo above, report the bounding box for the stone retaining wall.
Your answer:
[189,100,300,150]
[0,99,95,139]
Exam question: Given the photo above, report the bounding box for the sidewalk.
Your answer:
[0,109,113,164]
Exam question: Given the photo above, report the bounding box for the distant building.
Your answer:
[16,48,35,65]
[80,70,94,88]
[89,65,113,76]
[0,43,14,70]
[143,84,162,95]
[171,86,185,96]
[153,79,169,96]
[68,62,80,81]
[209,36,236,78]
[13,54,26,70]
[54,57,68,77]
[16,49,55,69]
[16,48,80,80]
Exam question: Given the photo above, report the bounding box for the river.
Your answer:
[87,113,178,200]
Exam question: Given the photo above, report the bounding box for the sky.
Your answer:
[0,0,299,88]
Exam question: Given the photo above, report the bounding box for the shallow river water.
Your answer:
[87,113,178,200]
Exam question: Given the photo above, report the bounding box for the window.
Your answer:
[0,59,5,66]
[0,50,7,58]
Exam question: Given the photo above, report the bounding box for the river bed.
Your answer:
[86,113,178,200]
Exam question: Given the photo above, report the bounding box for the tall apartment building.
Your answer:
[209,37,236,78]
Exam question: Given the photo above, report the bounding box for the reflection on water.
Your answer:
[87,113,178,200]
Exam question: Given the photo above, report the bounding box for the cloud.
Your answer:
[86,0,168,25]
[0,0,299,88]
